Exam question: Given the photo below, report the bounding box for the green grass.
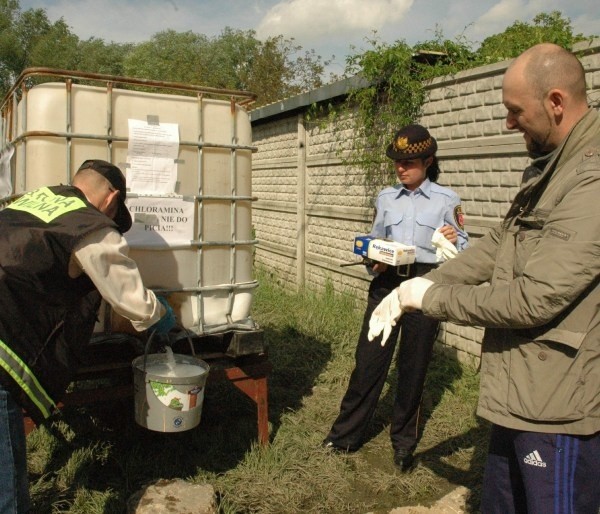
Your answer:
[26,268,489,513]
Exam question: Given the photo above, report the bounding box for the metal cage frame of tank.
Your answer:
[0,67,260,335]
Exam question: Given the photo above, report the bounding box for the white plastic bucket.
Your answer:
[132,352,210,432]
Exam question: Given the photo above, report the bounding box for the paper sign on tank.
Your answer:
[124,197,194,247]
[126,119,179,194]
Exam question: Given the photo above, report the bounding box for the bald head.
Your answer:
[503,43,590,154]
[507,43,587,104]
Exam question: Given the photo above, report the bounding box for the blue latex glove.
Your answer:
[150,296,176,334]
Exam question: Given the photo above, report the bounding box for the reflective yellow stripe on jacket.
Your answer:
[7,187,86,223]
[0,338,56,419]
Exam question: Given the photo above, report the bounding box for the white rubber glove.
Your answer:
[431,228,458,261]
[398,277,434,311]
[368,289,403,346]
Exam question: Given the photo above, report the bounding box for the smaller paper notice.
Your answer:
[124,196,194,247]
[0,144,14,199]
[127,119,179,194]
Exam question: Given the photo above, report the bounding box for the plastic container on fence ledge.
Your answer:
[0,69,259,336]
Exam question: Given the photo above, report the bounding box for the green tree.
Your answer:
[475,11,588,63]
[121,28,327,106]
[246,34,328,104]
[2,3,591,114]
[122,29,211,86]
[76,38,133,77]
[207,30,329,102]
[287,46,328,94]
[27,18,80,70]
[206,27,260,90]
[0,0,53,93]
[0,0,22,92]
[1,1,327,106]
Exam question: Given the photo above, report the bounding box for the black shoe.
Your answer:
[393,449,415,472]
[322,439,358,454]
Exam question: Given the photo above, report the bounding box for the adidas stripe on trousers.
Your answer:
[480,424,600,513]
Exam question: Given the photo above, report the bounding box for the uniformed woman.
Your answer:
[323,124,468,471]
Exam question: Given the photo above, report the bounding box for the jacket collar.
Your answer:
[544,108,599,176]
[503,109,599,223]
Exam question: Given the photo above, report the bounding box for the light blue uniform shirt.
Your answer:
[370,179,468,264]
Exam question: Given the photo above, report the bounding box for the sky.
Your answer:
[17,0,600,77]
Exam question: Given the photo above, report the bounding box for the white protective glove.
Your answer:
[398,277,434,311]
[431,228,458,261]
[368,289,403,346]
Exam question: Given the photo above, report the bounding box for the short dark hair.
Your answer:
[76,159,132,233]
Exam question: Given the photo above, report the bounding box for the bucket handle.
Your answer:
[142,328,196,373]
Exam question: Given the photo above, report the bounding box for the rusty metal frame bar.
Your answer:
[1,67,257,112]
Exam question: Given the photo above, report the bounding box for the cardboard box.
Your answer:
[353,236,416,266]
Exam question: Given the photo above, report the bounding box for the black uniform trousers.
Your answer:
[326,264,439,453]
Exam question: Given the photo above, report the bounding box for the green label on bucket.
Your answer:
[150,381,202,412]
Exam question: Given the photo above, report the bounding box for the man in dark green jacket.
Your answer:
[380,44,600,512]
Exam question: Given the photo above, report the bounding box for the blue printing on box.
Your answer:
[353,235,374,258]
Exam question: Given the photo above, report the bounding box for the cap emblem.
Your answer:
[393,136,409,152]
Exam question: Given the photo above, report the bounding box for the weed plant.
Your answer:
[26,268,488,513]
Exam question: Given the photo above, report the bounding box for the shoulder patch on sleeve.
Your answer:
[453,205,464,231]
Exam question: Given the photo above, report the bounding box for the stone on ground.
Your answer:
[128,478,216,514]
[385,486,469,514]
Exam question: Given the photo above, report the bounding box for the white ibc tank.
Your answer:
[1,69,258,335]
